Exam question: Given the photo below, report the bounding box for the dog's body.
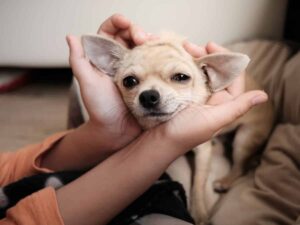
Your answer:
[191,75,274,223]
[81,33,274,224]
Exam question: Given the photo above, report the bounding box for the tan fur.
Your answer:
[113,35,209,128]
[191,76,274,224]
[213,75,274,191]
[82,33,274,225]
[191,140,230,224]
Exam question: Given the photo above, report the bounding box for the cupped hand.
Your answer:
[66,14,152,150]
[161,90,268,154]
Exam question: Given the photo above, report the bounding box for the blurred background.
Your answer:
[0,0,298,150]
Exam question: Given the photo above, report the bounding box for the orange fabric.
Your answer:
[0,131,70,225]
[3,188,64,225]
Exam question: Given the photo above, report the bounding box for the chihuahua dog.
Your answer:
[81,33,274,224]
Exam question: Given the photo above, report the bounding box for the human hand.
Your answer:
[159,89,267,155]
[66,14,153,150]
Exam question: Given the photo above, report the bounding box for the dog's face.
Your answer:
[113,39,210,128]
[82,34,249,129]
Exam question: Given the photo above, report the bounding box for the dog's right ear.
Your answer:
[82,35,127,76]
[195,52,250,92]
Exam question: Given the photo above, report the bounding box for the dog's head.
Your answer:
[82,34,249,129]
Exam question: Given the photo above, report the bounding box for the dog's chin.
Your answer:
[130,104,188,130]
[137,117,168,130]
[135,110,180,130]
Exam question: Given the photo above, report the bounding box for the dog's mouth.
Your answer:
[145,112,173,117]
[133,103,187,128]
[143,104,183,118]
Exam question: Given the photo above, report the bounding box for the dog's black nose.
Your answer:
[139,90,160,109]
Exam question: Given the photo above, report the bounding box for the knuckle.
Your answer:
[111,14,119,22]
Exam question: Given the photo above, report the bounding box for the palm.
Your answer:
[161,88,266,153]
[162,104,218,150]
[80,67,128,125]
[68,36,141,138]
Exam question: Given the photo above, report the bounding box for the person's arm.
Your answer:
[55,88,266,225]
[1,88,265,225]
[40,121,136,171]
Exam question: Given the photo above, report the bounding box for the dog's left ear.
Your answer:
[195,53,250,92]
[81,35,127,76]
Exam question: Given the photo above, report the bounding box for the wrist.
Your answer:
[143,125,185,162]
[85,120,142,152]
[152,119,207,156]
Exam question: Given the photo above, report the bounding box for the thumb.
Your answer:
[66,35,85,61]
[208,90,268,131]
[66,35,99,85]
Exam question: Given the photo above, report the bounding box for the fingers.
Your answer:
[98,14,150,47]
[182,41,228,59]
[66,35,85,60]
[183,41,207,58]
[98,14,130,37]
[183,41,228,58]
[117,24,148,46]
[66,35,99,83]
[209,90,268,131]
[129,24,148,45]
[206,41,229,53]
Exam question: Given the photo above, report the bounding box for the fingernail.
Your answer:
[147,33,159,40]
[184,41,205,58]
[137,30,147,41]
[251,94,268,105]
[186,41,199,49]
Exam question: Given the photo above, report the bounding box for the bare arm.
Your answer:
[56,129,175,225]
[41,121,129,171]
[56,88,266,225]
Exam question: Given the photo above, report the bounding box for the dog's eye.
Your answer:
[171,73,191,82]
[123,76,139,88]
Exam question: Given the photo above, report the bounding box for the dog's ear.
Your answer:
[82,35,127,76]
[195,53,250,92]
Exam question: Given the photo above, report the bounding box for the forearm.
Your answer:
[56,128,179,225]
[41,121,132,171]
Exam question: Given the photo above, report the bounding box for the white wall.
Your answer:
[0,0,288,67]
